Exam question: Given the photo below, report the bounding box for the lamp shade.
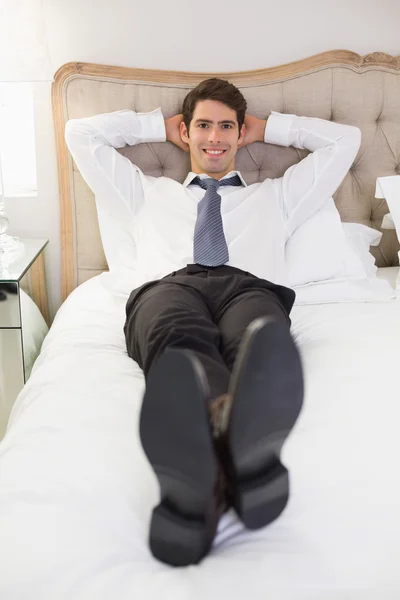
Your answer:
[0,0,53,82]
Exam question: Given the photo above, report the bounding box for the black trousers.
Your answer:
[123,264,296,401]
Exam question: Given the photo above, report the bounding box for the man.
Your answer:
[65,78,361,568]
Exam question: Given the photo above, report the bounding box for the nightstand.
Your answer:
[0,238,49,439]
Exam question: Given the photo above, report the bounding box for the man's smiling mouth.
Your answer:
[203,149,226,155]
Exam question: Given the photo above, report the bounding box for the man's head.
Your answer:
[180,78,247,180]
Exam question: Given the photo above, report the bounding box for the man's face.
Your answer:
[180,99,245,179]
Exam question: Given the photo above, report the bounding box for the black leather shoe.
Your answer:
[226,317,304,530]
[139,347,228,567]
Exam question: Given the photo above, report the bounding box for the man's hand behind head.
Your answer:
[241,115,268,147]
[165,114,190,152]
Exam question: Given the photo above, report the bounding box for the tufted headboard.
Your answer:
[52,50,400,300]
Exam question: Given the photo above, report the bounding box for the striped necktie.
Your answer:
[191,174,242,266]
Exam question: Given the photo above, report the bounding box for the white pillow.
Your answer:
[381,213,395,229]
[376,176,400,226]
[292,222,394,304]
[381,214,400,295]
[342,222,381,277]
[285,198,367,287]
[376,176,400,295]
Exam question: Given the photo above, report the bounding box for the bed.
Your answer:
[0,50,400,599]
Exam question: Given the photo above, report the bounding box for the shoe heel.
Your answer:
[234,461,289,530]
[149,502,212,567]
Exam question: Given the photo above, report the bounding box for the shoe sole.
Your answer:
[139,348,219,566]
[228,317,304,530]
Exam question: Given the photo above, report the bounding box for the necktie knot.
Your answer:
[191,177,220,191]
[191,174,242,190]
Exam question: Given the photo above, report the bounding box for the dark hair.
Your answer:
[182,78,247,136]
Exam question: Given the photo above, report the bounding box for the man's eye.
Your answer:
[199,123,208,128]
[223,124,232,129]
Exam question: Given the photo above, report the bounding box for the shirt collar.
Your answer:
[183,170,247,188]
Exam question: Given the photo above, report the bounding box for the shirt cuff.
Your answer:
[136,107,166,143]
[264,111,295,147]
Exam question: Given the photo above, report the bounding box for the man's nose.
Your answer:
[208,127,222,143]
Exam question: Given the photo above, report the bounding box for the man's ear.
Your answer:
[237,123,246,147]
[180,121,189,144]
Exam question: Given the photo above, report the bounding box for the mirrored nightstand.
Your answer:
[0,239,49,439]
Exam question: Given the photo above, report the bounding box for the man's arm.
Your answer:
[64,107,166,268]
[264,111,361,237]
[65,107,166,217]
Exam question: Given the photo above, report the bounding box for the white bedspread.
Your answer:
[20,288,49,379]
[0,269,400,600]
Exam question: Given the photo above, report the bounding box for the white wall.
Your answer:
[6,0,400,320]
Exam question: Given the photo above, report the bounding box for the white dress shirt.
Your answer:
[65,108,361,289]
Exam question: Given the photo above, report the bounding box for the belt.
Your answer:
[174,264,251,276]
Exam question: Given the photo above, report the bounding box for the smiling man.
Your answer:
[181,99,245,177]
[65,78,361,568]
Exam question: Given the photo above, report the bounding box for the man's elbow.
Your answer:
[64,119,96,152]
[340,125,361,165]
[65,118,83,140]
[347,124,362,150]
[64,119,79,148]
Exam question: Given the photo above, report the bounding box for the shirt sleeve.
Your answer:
[265,111,361,238]
[64,107,166,268]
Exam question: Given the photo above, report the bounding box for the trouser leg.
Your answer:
[124,281,231,400]
[208,280,302,532]
[215,286,294,372]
